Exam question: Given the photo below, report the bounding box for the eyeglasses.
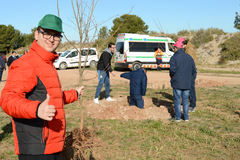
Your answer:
[38,30,63,41]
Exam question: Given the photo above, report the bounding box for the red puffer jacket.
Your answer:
[0,40,78,155]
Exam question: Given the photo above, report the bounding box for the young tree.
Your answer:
[110,14,149,37]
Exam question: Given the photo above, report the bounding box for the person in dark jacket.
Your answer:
[0,53,6,82]
[7,51,18,67]
[182,39,197,112]
[169,38,196,122]
[94,43,116,104]
[120,68,147,109]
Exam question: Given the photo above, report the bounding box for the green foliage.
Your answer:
[0,25,16,53]
[234,12,240,30]
[177,29,189,36]
[191,28,225,48]
[219,33,240,61]
[0,25,35,54]
[164,33,179,42]
[110,14,149,37]
[98,26,109,40]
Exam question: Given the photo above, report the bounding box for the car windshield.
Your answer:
[60,50,71,57]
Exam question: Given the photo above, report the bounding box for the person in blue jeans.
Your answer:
[120,68,147,109]
[170,38,196,122]
[182,39,197,112]
[94,43,116,104]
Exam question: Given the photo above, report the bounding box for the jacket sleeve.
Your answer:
[7,57,12,67]
[62,89,78,105]
[169,56,177,77]
[102,52,113,72]
[141,74,147,96]
[120,72,130,80]
[0,61,40,119]
[192,59,197,75]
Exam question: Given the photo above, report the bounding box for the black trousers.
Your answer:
[18,152,61,160]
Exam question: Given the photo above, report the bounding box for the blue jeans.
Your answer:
[156,59,162,70]
[95,70,110,99]
[130,95,144,109]
[189,72,197,108]
[173,89,190,120]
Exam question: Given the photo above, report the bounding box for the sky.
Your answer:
[1,0,240,43]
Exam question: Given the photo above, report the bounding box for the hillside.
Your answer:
[196,33,236,65]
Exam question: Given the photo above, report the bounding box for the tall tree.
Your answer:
[98,26,108,39]
[110,14,149,37]
[234,12,240,30]
[0,25,16,53]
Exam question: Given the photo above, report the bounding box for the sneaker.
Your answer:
[106,97,114,101]
[189,107,196,112]
[93,98,99,104]
[185,119,189,122]
[169,117,180,122]
[192,108,196,112]
[189,107,193,112]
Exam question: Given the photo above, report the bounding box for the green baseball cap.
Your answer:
[38,14,64,33]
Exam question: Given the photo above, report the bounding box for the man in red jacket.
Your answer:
[0,14,84,160]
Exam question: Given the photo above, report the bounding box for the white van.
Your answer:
[54,48,98,70]
[114,33,175,70]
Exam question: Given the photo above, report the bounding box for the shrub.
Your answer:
[219,33,240,61]
[191,28,225,48]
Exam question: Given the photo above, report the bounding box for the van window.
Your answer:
[81,50,88,56]
[89,49,96,55]
[60,50,71,57]
[168,43,174,52]
[67,51,78,58]
[116,42,124,54]
[129,42,166,52]
[81,49,96,56]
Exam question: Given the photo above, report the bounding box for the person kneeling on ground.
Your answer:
[120,68,147,109]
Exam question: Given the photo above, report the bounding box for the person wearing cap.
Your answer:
[169,38,196,122]
[0,14,84,160]
[7,50,18,67]
[182,39,197,112]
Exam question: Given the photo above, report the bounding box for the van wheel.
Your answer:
[132,62,141,71]
[89,60,97,68]
[59,62,67,70]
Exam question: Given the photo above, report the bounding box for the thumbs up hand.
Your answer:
[37,94,56,121]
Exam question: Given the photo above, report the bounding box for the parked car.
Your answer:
[54,48,98,70]
[57,52,63,56]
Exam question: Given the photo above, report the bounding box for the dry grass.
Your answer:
[0,76,240,160]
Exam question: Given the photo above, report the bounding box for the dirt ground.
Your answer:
[1,68,240,122]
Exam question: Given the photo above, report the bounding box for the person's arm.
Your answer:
[141,74,147,96]
[120,72,130,80]
[102,53,113,72]
[192,59,197,75]
[0,61,40,119]
[169,56,177,78]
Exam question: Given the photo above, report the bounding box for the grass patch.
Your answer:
[1,83,240,159]
[198,68,240,74]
